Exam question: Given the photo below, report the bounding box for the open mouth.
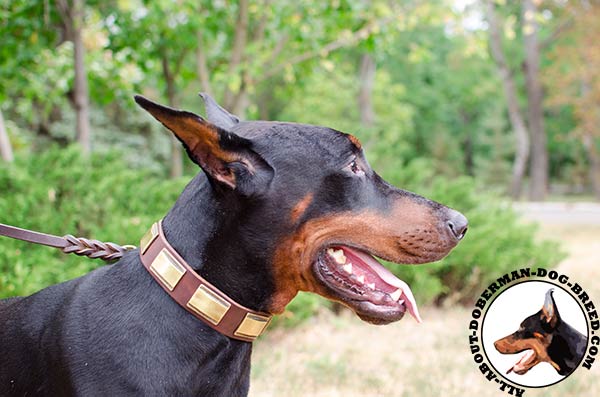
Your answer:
[314,245,421,325]
[507,349,536,375]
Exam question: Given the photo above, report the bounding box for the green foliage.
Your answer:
[0,146,187,298]
[0,1,61,103]
[0,0,575,327]
[0,0,590,192]
[279,64,415,161]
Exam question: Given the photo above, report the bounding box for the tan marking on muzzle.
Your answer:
[268,198,457,313]
[290,193,314,224]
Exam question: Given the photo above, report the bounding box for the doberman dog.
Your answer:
[0,94,467,396]
[494,289,587,377]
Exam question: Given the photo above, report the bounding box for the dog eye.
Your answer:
[347,159,364,176]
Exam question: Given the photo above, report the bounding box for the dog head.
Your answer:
[494,289,563,375]
[135,94,467,325]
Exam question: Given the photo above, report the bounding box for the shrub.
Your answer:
[0,146,187,298]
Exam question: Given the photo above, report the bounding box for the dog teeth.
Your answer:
[390,289,402,301]
[327,248,347,264]
[356,274,365,284]
[367,283,375,290]
[342,263,353,274]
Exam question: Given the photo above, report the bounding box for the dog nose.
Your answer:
[446,209,468,240]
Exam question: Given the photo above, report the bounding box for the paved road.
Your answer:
[513,202,600,225]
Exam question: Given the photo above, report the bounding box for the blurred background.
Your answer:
[0,0,599,395]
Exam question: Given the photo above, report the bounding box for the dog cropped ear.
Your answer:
[199,92,240,130]
[135,95,272,194]
[540,289,559,328]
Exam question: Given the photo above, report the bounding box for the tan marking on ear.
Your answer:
[135,96,226,159]
[137,97,242,187]
[267,198,457,314]
[290,193,314,224]
[347,134,362,149]
[136,96,237,159]
[189,125,241,188]
[161,116,238,165]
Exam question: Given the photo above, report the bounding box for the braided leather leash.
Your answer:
[0,223,134,262]
[0,221,273,341]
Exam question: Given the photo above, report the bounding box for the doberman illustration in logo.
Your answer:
[494,289,586,376]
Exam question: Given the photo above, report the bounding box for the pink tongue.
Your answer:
[341,246,422,323]
[508,350,535,374]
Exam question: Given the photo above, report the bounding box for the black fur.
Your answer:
[504,291,587,376]
[0,97,466,396]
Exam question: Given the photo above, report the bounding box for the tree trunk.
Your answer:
[196,29,212,95]
[485,0,530,199]
[57,0,91,153]
[582,23,600,199]
[162,55,183,178]
[0,110,14,162]
[230,91,248,116]
[223,0,248,110]
[580,72,600,200]
[523,0,548,201]
[461,111,474,176]
[72,0,91,153]
[358,54,376,128]
[582,133,600,200]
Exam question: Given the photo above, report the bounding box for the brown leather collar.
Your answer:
[139,220,272,342]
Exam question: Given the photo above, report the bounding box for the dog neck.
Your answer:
[547,321,587,374]
[161,174,275,313]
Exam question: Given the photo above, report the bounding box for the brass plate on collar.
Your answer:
[149,248,186,291]
[234,313,272,339]
[187,285,231,325]
[140,222,159,254]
